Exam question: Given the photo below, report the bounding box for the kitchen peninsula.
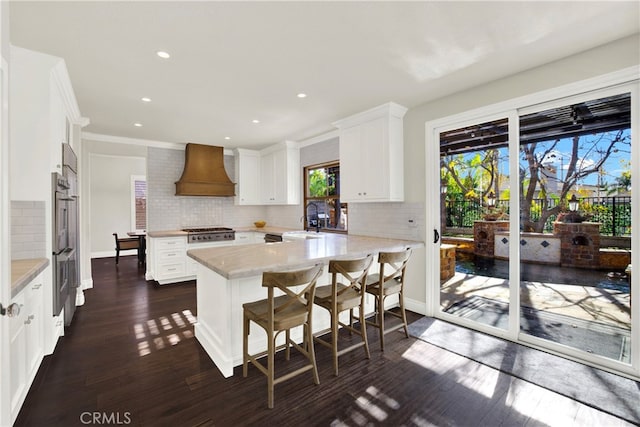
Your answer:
[187,233,422,377]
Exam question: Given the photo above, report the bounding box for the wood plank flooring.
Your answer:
[15,256,634,426]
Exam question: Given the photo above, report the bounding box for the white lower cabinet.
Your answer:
[10,273,45,424]
[150,235,262,284]
[148,237,189,284]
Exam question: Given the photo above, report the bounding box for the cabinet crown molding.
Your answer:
[333,102,408,129]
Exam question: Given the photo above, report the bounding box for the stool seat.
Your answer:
[244,295,309,331]
[365,274,402,295]
[314,283,360,311]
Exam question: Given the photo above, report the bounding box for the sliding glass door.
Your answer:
[517,91,632,365]
[439,116,512,333]
[431,82,638,376]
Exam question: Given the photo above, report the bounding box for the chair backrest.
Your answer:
[378,248,412,286]
[113,233,139,250]
[262,263,323,318]
[328,254,374,298]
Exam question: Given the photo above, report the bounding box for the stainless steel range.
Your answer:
[182,227,235,243]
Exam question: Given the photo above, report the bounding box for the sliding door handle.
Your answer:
[434,229,440,244]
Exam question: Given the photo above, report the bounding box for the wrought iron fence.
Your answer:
[444,196,631,236]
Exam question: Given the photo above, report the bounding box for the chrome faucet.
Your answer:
[304,202,320,232]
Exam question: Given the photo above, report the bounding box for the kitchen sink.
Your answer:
[282,231,326,240]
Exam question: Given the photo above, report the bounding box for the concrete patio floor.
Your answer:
[441,271,631,330]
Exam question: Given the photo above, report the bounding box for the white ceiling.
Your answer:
[8,1,640,149]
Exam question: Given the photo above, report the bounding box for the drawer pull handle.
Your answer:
[32,283,42,290]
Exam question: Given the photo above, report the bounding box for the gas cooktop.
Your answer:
[182,227,235,243]
[182,227,234,233]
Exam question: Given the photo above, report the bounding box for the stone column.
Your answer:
[473,220,509,258]
[553,222,601,269]
[440,244,456,282]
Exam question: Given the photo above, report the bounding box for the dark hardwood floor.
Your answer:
[15,256,632,426]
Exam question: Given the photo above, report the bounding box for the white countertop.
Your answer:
[11,258,49,298]
[147,226,298,238]
[187,233,422,279]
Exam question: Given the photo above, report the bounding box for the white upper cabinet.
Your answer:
[334,102,407,203]
[260,141,300,205]
[234,141,300,205]
[9,46,84,200]
[234,148,261,205]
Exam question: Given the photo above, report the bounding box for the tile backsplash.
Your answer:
[11,200,46,260]
[348,202,424,241]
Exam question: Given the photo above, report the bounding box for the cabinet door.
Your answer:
[339,125,363,202]
[9,292,26,418]
[25,278,43,379]
[49,85,65,172]
[359,117,388,200]
[236,152,260,205]
[271,148,288,204]
[260,152,276,204]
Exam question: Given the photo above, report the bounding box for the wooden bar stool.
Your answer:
[313,254,374,376]
[365,248,412,351]
[242,263,323,409]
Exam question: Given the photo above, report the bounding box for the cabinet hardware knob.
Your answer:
[0,302,20,317]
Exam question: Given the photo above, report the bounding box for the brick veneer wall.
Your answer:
[440,244,456,281]
[553,222,601,269]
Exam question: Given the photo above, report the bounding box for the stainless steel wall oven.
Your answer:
[52,171,73,320]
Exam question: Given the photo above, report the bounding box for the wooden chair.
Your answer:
[242,263,323,409]
[365,248,412,351]
[313,254,374,376]
[113,233,140,265]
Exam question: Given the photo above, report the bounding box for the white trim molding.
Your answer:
[83,132,234,155]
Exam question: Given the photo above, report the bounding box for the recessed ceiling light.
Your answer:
[252,119,260,124]
[156,51,171,59]
[141,97,151,102]
[134,123,143,127]
[297,93,307,98]
[224,136,231,140]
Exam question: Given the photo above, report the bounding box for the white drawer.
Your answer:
[156,238,186,250]
[157,263,186,277]
[158,249,184,262]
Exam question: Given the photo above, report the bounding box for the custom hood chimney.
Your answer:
[175,143,235,196]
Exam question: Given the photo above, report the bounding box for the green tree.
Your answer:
[308,169,327,197]
[520,130,628,232]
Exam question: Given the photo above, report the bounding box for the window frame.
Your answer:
[130,175,147,231]
[303,161,347,234]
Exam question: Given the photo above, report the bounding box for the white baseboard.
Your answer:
[81,277,94,290]
[405,297,427,316]
[91,249,137,259]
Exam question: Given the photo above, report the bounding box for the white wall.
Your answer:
[88,148,145,256]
